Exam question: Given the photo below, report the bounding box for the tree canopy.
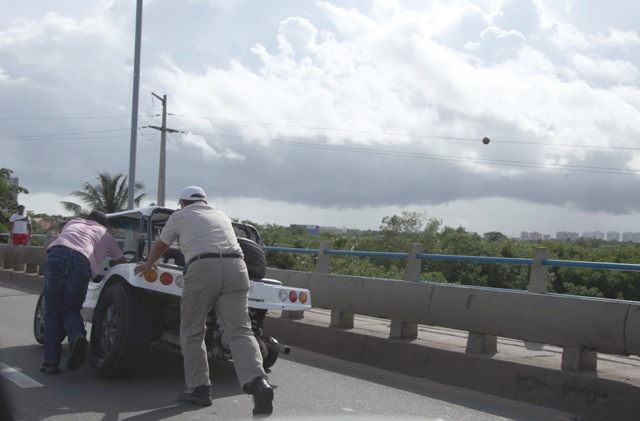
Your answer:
[259,211,640,302]
[61,172,146,215]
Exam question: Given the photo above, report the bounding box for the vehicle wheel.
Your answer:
[33,293,45,344]
[261,336,279,369]
[90,281,152,378]
[238,237,267,279]
[33,292,66,345]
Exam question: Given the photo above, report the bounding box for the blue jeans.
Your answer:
[43,246,91,365]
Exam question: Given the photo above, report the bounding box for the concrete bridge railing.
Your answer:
[3,242,640,374]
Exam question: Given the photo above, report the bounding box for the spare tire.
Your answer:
[238,237,267,279]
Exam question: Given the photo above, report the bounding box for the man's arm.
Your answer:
[133,239,171,276]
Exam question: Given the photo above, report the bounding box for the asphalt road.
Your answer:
[0,284,574,421]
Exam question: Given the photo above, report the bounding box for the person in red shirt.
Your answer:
[9,205,32,246]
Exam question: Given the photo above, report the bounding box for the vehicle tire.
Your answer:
[33,292,67,345]
[90,281,152,379]
[33,292,45,344]
[238,237,267,279]
[261,336,279,369]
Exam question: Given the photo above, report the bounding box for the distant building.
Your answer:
[582,231,605,240]
[606,231,620,242]
[556,231,580,241]
[295,225,346,236]
[618,232,640,242]
[298,225,320,236]
[529,231,543,240]
[320,226,347,234]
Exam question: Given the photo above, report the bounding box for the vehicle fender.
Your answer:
[83,263,183,320]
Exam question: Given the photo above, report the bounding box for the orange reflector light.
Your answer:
[289,290,298,303]
[299,291,308,304]
[160,272,173,285]
[144,270,158,282]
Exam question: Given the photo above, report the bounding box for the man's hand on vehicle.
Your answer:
[134,261,156,276]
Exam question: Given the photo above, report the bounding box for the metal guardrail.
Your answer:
[264,246,640,272]
[5,233,640,272]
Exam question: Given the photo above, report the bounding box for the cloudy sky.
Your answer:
[2,0,640,237]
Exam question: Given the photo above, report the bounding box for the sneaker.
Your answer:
[179,384,212,407]
[66,337,87,371]
[40,363,60,375]
[251,377,273,417]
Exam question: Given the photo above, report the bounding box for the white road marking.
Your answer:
[0,362,43,388]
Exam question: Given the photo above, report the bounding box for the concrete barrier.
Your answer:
[0,245,46,274]
[267,267,640,371]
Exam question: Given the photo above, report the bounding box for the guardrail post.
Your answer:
[44,230,55,248]
[317,241,355,329]
[315,241,331,274]
[466,333,497,355]
[40,231,55,275]
[561,347,597,372]
[390,244,421,339]
[528,247,548,293]
[404,243,422,282]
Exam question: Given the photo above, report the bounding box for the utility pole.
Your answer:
[148,93,179,206]
[127,0,143,210]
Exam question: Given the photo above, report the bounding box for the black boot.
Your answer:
[247,376,273,417]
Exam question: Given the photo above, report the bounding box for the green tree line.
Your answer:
[249,211,640,302]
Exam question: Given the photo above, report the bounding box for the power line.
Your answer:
[0,129,130,140]
[0,116,129,121]
[188,130,640,176]
[170,113,640,151]
[2,113,639,175]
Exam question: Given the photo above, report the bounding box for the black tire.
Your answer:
[90,281,152,378]
[33,292,66,345]
[261,336,279,369]
[33,293,45,344]
[238,237,267,279]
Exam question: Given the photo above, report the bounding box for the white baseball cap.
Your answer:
[179,185,207,202]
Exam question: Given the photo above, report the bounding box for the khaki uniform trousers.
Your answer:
[180,256,266,390]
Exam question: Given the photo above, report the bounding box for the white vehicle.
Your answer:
[33,206,311,378]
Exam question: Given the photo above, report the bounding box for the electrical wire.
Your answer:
[2,114,639,175]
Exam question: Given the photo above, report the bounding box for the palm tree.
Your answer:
[61,172,146,216]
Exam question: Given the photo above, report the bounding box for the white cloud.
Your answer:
[2,0,640,237]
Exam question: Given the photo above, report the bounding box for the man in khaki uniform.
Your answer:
[134,186,273,417]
